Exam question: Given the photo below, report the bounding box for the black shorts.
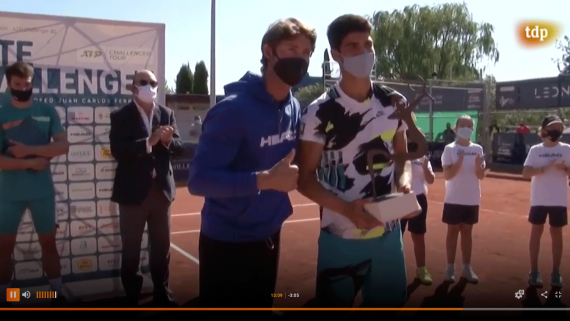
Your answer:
[442,203,479,225]
[401,193,428,234]
[528,206,568,227]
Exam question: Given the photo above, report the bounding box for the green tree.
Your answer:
[175,63,193,94]
[553,35,570,75]
[164,80,174,94]
[370,3,499,81]
[294,83,325,107]
[193,61,209,95]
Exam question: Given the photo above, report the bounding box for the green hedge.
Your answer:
[415,111,479,141]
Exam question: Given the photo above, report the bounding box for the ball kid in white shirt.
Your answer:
[440,115,485,284]
[522,115,569,288]
[401,130,435,285]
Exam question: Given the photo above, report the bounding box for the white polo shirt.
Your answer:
[523,142,570,207]
[411,157,432,195]
[441,142,485,206]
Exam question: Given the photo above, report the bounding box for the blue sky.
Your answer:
[0,0,567,95]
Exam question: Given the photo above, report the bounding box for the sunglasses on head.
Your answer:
[138,79,158,88]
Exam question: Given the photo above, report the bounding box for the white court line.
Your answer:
[170,242,199,264]
[171,217,320,235]
[169,200,525,265]
[171,202,317,217]
[172,200,521,219]
[428,200,523,218]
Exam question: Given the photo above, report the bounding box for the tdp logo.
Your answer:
[81,50,103,58]
[516,20,561,48]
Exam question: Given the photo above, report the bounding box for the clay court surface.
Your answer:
[167,175,570,310]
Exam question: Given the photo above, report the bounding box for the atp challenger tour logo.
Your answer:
[516,20,561,48]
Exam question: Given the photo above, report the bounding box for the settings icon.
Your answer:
[515,290,524,299]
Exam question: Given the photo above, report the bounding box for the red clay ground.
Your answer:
[167,174,570,311]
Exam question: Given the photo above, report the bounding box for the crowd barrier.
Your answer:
[426,142,446,170]
[491,133,570,165]
[172,143,197,185]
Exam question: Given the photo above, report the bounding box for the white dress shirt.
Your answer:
[134,100,156,153]
[134,100,171,178]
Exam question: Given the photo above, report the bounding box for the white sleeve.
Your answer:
[300,102,326,145]
[385,87,408,133]
[145,138,152,153]
[397,119,408,132]
[480,145,486,168]
[427,159,433,173]
[441,145,453,167]
[523,146,536,167]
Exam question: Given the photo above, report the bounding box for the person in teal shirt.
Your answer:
[0,62,70,307]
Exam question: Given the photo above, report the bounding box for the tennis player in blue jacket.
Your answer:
[188,18,316,309]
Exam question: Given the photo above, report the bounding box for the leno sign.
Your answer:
[496,76,570,110]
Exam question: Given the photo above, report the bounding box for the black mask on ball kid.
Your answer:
[10,87,33,102]
[546,129,562,142]
[272,55,308,87]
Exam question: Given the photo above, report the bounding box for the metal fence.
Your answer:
[369,78,489,150]
[320,62,491,151]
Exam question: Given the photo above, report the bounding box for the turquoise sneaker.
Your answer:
[528,271,544,288]
[551,271,564,287]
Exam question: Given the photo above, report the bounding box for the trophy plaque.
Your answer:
[363,150,422,224]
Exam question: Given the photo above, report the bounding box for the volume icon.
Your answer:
[22,291,31,299]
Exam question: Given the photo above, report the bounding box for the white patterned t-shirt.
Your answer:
[300,82,407,240]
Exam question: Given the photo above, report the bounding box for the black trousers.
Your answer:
[199,230,281,309]
[119,183,172,301]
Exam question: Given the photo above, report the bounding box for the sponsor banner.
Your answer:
[0,12,164,300]
[172,143,197,185]
[379,81,485,112]
[496,76,570,110]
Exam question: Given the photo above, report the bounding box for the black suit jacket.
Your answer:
[110,101,183,205]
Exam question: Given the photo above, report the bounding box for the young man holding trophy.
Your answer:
[297,14,429,308]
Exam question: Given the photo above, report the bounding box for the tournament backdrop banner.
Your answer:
[379,81,485,113]
[496,76,570,110]
[0,11,165,303]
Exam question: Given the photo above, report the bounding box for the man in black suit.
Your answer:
[109,70,183,307]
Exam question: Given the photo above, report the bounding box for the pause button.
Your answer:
[6,288,20,302]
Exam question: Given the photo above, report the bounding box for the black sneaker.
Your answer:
[51,296,68,307]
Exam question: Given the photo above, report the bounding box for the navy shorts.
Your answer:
[528,206,568,228]
[401,194,428,234]
[442,203,479,225]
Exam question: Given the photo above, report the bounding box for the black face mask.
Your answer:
[546,129,562,142]
[408,141,418,153]
[273,57,308,87]
[10,88,33,102]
